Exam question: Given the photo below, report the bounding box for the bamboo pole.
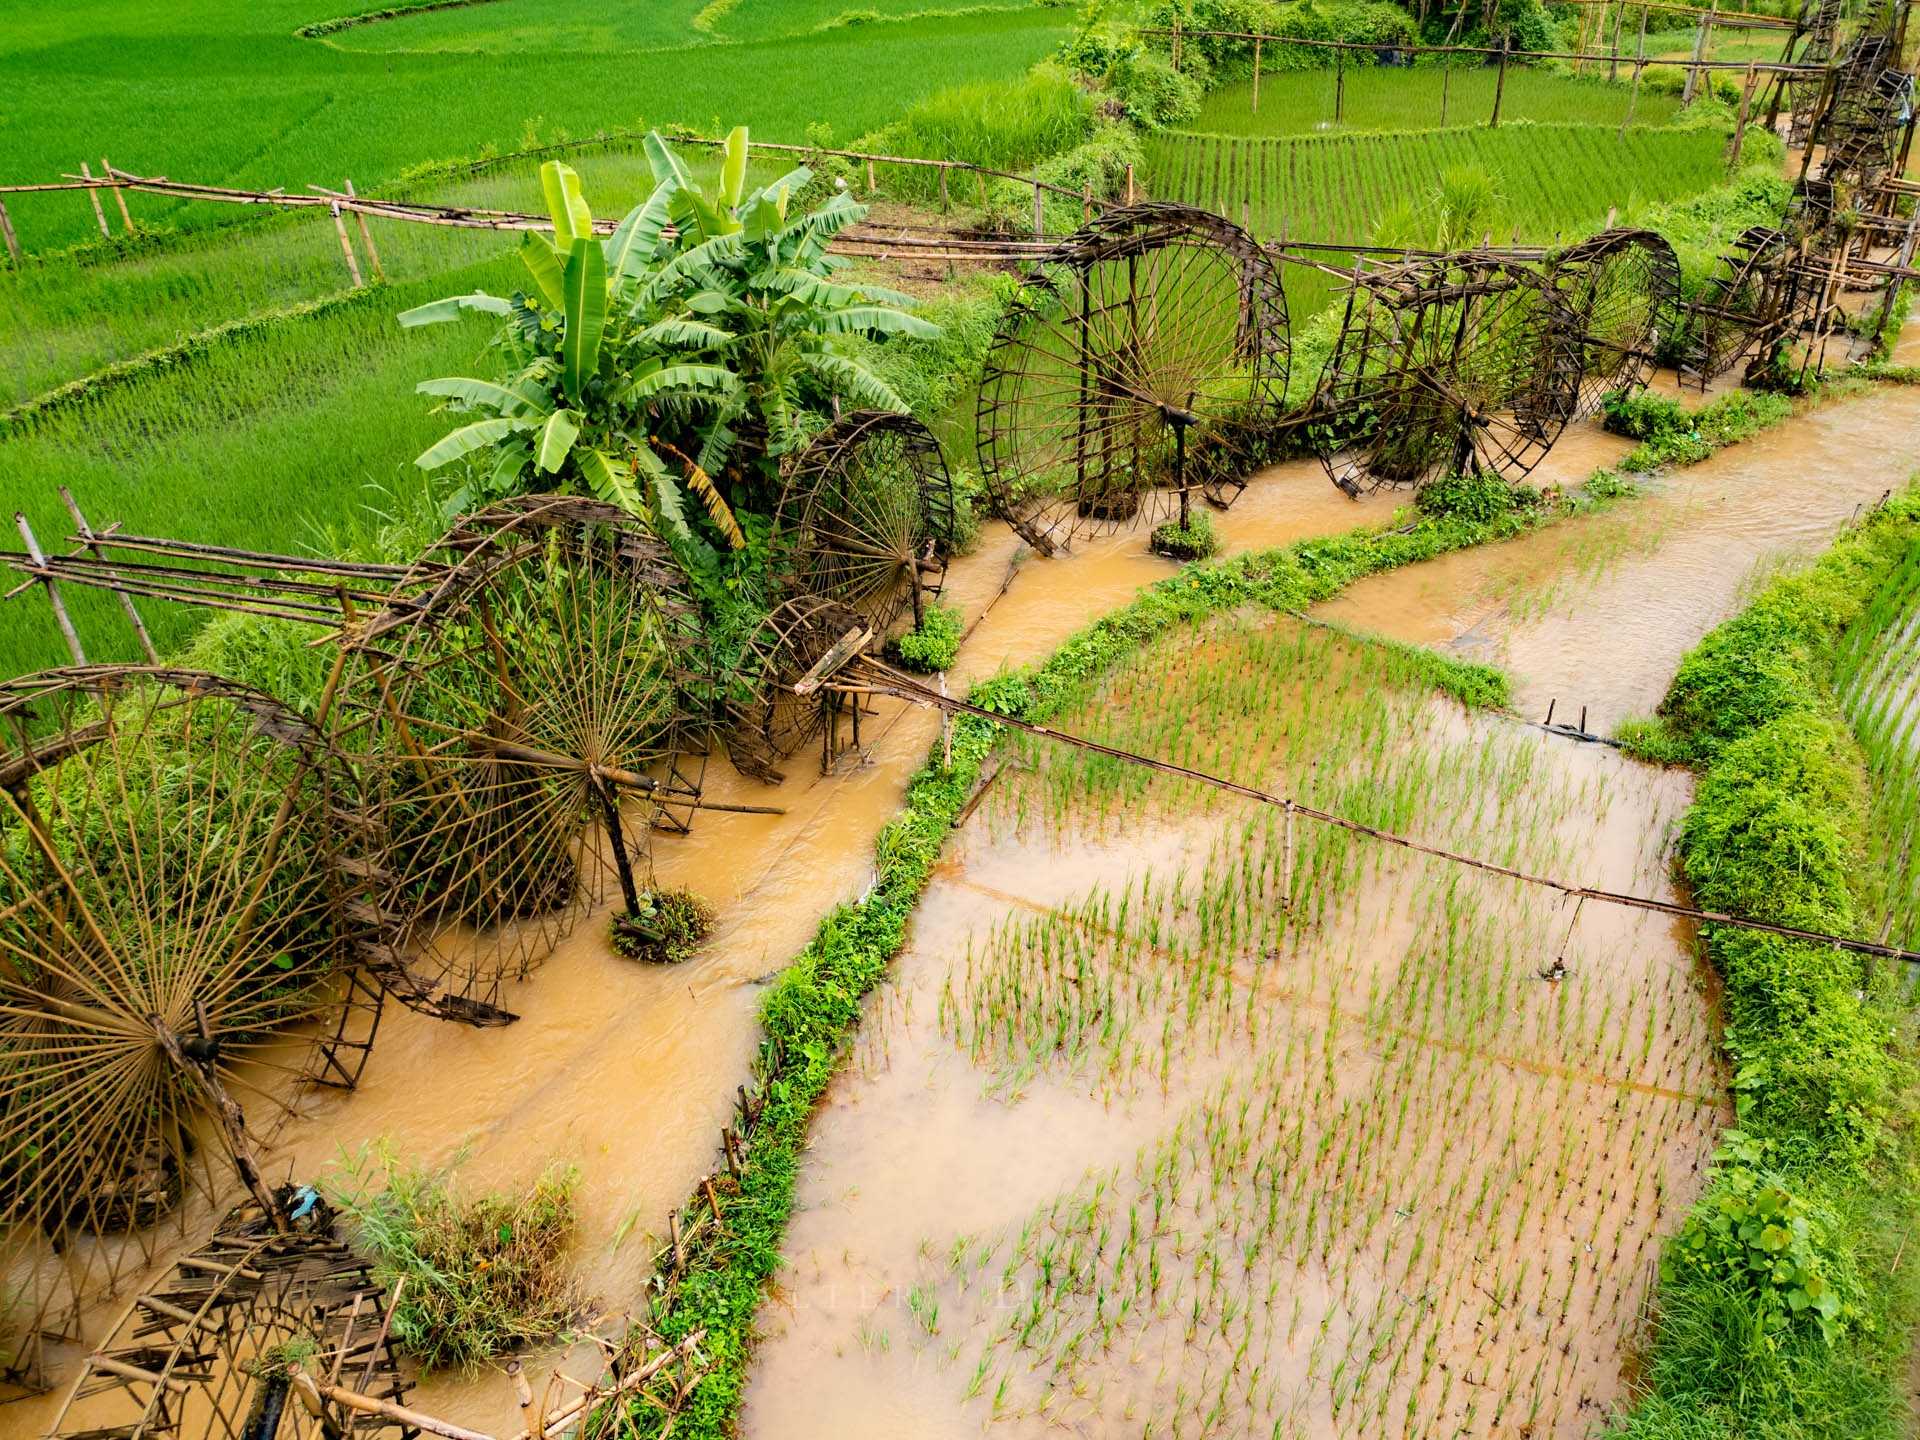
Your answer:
[78,162,110,239]
[60,488,156,663]
[1490,35,1510,128]
[14,512,85,665]
[1729,60,1757,168]
[0,199,18,263]
[100,157,132,231]
[1033,180,1044,239]
[344,179,385,281]
[1252,37,1262,112]
[1621,8,1649,135]
[1335,46,1346,124]
[1609,1,1625,82]
[1441,62,1451,126]
[938,163,949,212]
[330,202,364,287]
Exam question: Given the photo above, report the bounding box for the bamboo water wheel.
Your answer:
[1549,229,1681,420]
[45,1195,413,1440]
[0,667,387,1389]
[1682,227,1817,385]
[976,202,1290,554]
[1817,35,1914,188]
[722,597,872,783]
[1312,252,1582,495]
[1784,0,1844,147]
[338,496,703,1011]
[776,411,956,641]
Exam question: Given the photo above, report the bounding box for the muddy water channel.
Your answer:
[743,615,1724,1439]
[1317,385,1920,733]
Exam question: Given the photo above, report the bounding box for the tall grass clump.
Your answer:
[1609,486,1920,1440]
[327,1144,583,1373]
[856,67,1094,198]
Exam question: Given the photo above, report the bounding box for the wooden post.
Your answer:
[100,157,132,231]
[1441,63,1451,126]
[1253,38,1262,113]
[1608,1,1625,84]
[1728,61,1756,169]
[1621,8,1648,135]
[1082,182,1091,220]
[1490,36,1510,128]
[15,513,86,666]
[79,162,110,240]
[344,180,385,282]
[0,199,18,265]
[938,163,950,213]
[1172,20,1182,72]
[60,487,157,663]
[865,157,876,194]
[1335,46,1346,124]
[330,202,364,287]
[1125,162,1136,205]
[1033,180,1044,239]
[1573,2,1593,76]
[1683,4,1715,105]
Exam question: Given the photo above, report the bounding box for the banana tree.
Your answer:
[400,130,936,551]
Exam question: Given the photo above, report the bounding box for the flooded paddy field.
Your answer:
[743,615,1724,1439]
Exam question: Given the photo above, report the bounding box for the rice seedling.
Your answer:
[1183,66,1686,139]
[1835,537,1920,950]
[775,611,1723,1436]
[0,3,1067,252]
[1142,124,1728,319]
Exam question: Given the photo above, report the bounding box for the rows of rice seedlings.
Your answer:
[1184,65,1685,139]
[1141,124,1727,318]
[1,3,1068,251]
[1835,537,1920,949]
[904,616,1719,1436]
[0,146,786,407]
[0,257,511,681]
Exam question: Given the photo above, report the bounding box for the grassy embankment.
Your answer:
[1609,488,1920,1439]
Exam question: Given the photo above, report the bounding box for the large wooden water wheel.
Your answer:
[338,496,703,1010]
[1681,227,1815,385]
[776,411,955,641]
[0,667,386,1389]
[977,202,1290,554]
[1549,229,1680,420]
[45,1196,413,1440]
[1313,252,1582,495]
[1816,34,1914,189]
[722,597,872,784]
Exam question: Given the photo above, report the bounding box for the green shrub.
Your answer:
[1601,387,1688,441]
[327,1147,581,1372]
[1663,1138,1858,1347]
[889,603,965,672]
[1415,470,1533,524]
[610,887,716,964]
[1149,512,1220,560]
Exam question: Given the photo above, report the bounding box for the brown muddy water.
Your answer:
[0,469,1394,1439]
[742,615,1725,1440]
[1316,384,1920,733]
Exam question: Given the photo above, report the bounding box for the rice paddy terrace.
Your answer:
[2,4,1919,1440]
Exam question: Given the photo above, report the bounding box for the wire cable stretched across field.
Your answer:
[839,655,1920,967]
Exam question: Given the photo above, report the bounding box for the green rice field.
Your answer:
[0,0,1065,251]
[1144,123,1732,315]
[1185,64,1687,137]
